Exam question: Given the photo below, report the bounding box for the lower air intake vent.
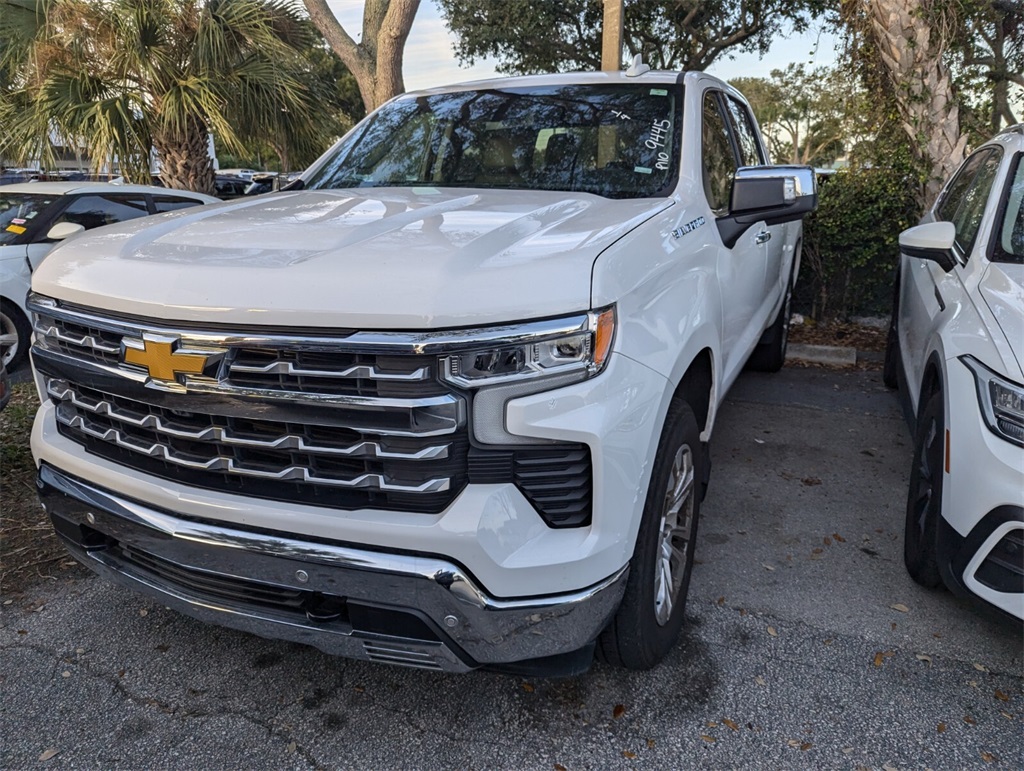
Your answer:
[468,444,592,528]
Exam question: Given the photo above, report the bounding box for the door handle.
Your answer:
[755,230,772,244]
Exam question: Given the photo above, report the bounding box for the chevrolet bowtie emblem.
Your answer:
[123,337,210,382]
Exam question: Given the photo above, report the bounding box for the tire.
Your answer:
[904,390,944,588]
[598,399,703,670]
[747,267,793,373]
[0,299,31,371]
[882,282,900,389]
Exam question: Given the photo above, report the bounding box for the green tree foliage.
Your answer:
[798,165,921,321]
[0,0,338,192]
[731,64,864,166]
[951,0,1023,137]
[437,0,831,74]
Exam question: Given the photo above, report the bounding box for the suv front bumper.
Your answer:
[39,464,627,673]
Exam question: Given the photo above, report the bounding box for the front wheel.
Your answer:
[904,391,944,588]
[0,299,31,371]
[598,400,702,670]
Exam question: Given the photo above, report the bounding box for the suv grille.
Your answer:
[32,301,592,524]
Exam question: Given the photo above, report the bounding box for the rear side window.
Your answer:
[702,92,737,213]
[724,96,765,167]
[994,153,1023,263]
[52,194,149,232]
[152,196,204,213]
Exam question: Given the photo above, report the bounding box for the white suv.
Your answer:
[884,125,1024,621]
[29,71,815,674]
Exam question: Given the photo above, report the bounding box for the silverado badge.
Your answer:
[122,336,212,383]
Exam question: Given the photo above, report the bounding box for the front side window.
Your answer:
[701,92,737,213]
[994,153,1023,263]
[0,193,57,245]
[52,194,149,232]
[305,84,682,199]
[724,96,765,167]
[936,151,986,225]
[945,149,1002,258]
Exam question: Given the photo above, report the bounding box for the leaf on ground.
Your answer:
[754,675,767,686]
[973,663,988,672]
[873,651,894,667]
[286,742,296,754]
[1000,711,1013,720]
[786,739,801,748]
[646,739,655,749]
[762,563,776,571]
[767,626,778,637]
[613,704,626,719]
[554,764,567,771]
[823,537,832,546]
[139,609,148,617]
[832,533,846,542]
[722,718,739,731]
[705,721,718,728]
[61,671,70,678]
[622,750,637,759]
[802,477,822,486]
[38,749,59,762]
[882,764,899,771]
[717,596,725,606]
[739,608,748,617]
[700,735,716,743]
[521,682,534,693]
[981,751,997,763]
[964,715,977,725]
[842,747,855,754]
[995,690,1009,702]
[937,723,946,733]
[890,603,909,613]
[915,654,932,665]
[800,742,813,751]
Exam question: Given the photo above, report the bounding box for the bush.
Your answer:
[795,167,921,321]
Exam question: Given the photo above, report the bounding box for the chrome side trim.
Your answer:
[29,293,590,355]
[46,379,449,461]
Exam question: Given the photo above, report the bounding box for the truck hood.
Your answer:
[979,261,1024,377]
[32,188,671,329]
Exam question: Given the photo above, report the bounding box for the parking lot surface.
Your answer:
[2,366,1021,769]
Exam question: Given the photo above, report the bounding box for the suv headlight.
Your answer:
[441,307,615,389]
[962,356,1024,447]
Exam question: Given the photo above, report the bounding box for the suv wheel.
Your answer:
[598,399,702,670]
[904,390,944,587]
[0,300,31,370]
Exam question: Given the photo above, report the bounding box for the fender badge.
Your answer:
[672,216,706,239]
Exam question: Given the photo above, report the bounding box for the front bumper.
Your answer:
[39,464,628,673]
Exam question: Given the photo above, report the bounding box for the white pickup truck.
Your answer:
[29,69,815,675]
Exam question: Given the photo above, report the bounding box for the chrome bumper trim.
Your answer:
[39,464,627,671]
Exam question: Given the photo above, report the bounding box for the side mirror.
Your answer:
[717,165,818,249]
[899,221,957,271]
[46,222,85,241]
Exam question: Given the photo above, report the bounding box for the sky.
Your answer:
[325,0,842,90]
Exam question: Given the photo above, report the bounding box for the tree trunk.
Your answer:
[856,0,968,206]
[304,0,420,112]
[154,119,216,195]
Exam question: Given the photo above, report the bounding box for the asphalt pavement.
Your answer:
[2,366,1021,770]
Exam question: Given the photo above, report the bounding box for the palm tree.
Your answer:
[0,0,322,193]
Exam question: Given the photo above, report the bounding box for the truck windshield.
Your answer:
[0,193,56,245]
[304,84,682,199]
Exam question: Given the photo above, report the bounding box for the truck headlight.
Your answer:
[962,356,1024,447]
[441,307,615,389]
